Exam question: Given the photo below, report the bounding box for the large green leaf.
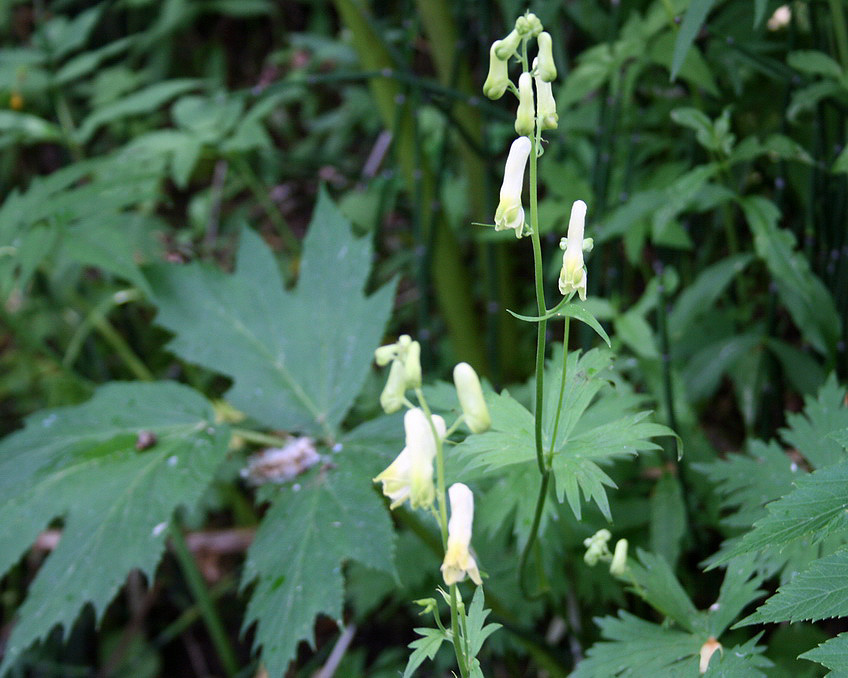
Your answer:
[241,426,395,678]
[0,382,230,673]
[800,633,848,673]
[740,549,848,625]
[147,190,396,438]
[456,348,672,521]
[780,374,848,469]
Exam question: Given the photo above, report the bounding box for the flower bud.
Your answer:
[493,29,521,60]
[453,362,491,433]
[699,637,722,674]
[483,43,510,100]
[516,12,542,38]
[535,32,557,82]
[379,359,407,413]
[558,200,589,300]
[609,539,628,576]
[583,528,611,566]
[403,339,422,388]
[374,343,396,366]
[495,136,531,236]
[514,72,535,137]
[534,66,558,130]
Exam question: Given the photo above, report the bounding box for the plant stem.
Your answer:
[415,387,469,677]
[529,128,548,475]
[518,471,550,599]
[548,318,571,467]
[169,524,239,677]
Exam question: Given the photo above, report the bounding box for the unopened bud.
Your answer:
[609,539,628,576]
[453,362,491,433]
[534,65,558,130]
[493,29,521,60]
[374,344,396,366]
[515,72,535,136]
[483,44,510,99]
[403,340,422,387]
[536,32,557,81]
[379,359,406,413]
[516,13,542,38]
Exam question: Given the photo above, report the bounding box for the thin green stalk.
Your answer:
[169,525,239,677]
[518,472,550,599]
[415,387,469,678]
[547,318,571,467]
[529,128,548,475]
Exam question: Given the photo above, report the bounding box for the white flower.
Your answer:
[453,362,490,433]
[514,72,535,136]
[441,483,482,586]
[558,200,590,300]
[494,136,531,236]
[767,5,791,31]
[373,408,445,510]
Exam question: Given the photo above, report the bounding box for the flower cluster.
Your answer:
[372,340,491,586]
[583,529,629,577]
[484,13,593,300]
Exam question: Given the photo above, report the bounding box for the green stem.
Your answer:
[169,525,239,677]
[529,126,548,476]
[414,387,469,677]
[231,427,290,448]
[518,471,551,599]
[547,318,571,467]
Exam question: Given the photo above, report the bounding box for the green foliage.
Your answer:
[0,382,230,673]
[242,434,395,678]
[147,190,396,438]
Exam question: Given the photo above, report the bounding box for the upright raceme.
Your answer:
[373,408,445,510]
[441,483,482,586]
[494,136,531,236]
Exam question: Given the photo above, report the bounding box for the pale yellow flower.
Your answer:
[558,200,590,300]
[453,362,490,433]
[495,137,531,236]
[374,408,445,510]
[441,483,482,586]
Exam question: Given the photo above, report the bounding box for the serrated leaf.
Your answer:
[741,196,842,357]
[708,556,766,636]
[0,382,229,673]
[241,435,395,677]
[572,611,701,677]
[781,374,848,469]
[456,348,670,521]
[800,633,848,673]
[464,587,501,657]
[403,627,448,678]
[147,190,395,438]
[714,461,848,565]
[704,634,771,676]
[739,548,848,625]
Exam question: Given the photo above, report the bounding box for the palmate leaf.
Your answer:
[0,382,230,673]
[800,633,848,674]
[241,423,396,678]
[147,189,395,438]
[739,548,848,626]
[714,460,848,565]
[781,374,848,469]
[456,348,672,522]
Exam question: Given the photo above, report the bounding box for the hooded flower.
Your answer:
[533,58,558,131]
[441,483,482,586]
[558,200,591,300]
[374,408,445,510]
[495,136,531,236]
[453,362,490,433]
[483,43,509,99]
